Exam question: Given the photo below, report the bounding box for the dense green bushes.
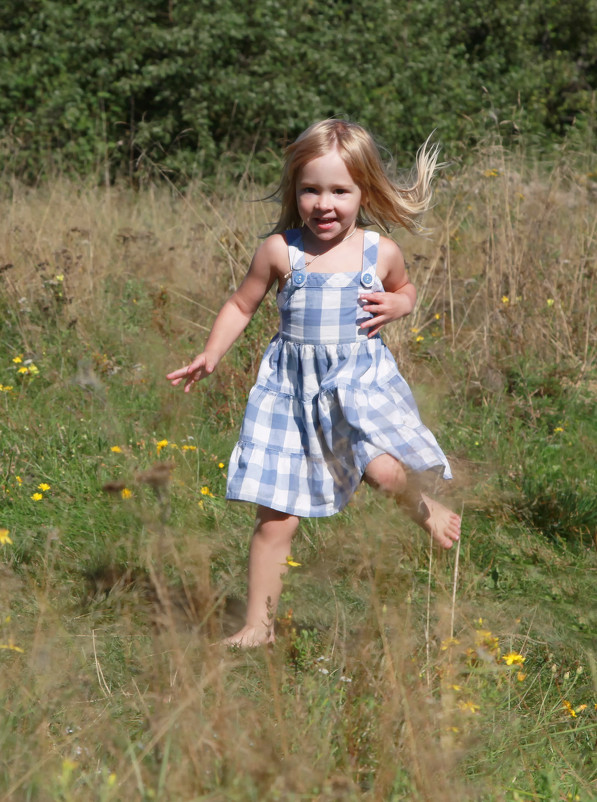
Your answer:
[1,0,596,182]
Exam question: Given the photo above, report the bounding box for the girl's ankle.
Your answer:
[397,493,430,526]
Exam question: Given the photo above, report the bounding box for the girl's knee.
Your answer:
[254,506,300,541]
[363,455,408,496]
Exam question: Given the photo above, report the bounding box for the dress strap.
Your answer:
[360,230,380,289]
[285,229,307,288]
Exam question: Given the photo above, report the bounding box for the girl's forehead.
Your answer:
[297,149,355,182]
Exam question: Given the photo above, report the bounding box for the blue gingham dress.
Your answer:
[226,229,452,517]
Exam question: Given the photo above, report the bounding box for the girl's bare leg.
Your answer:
[363,454,460,548]
[222,506,300,647]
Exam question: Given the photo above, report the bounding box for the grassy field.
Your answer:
[1,143,596,801]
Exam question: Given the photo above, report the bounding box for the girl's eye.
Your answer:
[334,189,347,195]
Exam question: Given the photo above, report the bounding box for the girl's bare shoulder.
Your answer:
[253,233,290,278]
[376,234,405,282]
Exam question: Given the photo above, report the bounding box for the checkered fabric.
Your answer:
[226,229,452,517]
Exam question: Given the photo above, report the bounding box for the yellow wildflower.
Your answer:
[476,630,499,653]
[0,640,24,653]
[197,500,205,510]
[546,298,555,307]
[0,384,14,392]
[483,168,499,178]
[410,327,420,334]
[17,367,29,374]
[156,439,168,454]
[562,700,576,717]
[27,364,39,375]
[434,313,441,320]
[121,488,133,499]
[501,296,509,304]
[181,445,197,452]
[55,274,64,282]
[200,486,214,497]
[12,356,22,364]
[31,492,43,501]
[110,446,123,453]
[458,700,480,714]
[15,476,22,484]
[503,652,525,666]
[553,427,564,433]
[416,335,424,343]
[37,483,51,492]
[0,529,13,545]
[440,637,460,651]
[286,556,301,567]
[218,462,225,469]
[517,672,527,682]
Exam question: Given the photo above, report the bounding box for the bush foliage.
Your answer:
[1,0,597,182]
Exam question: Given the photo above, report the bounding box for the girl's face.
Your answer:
[296,148,362,245]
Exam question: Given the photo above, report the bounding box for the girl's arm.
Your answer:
[359,237,416,338]
[167,236,284,392]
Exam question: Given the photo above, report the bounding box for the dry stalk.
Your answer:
[92,628,112,697]
[424,530,434,687]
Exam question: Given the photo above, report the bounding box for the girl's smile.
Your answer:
[296,148,362,247]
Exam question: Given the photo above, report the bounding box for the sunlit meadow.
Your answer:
[1,139,596,801]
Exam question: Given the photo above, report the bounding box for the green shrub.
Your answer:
[1,0,597,182]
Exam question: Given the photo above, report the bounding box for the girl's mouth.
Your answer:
[314,218,337,229]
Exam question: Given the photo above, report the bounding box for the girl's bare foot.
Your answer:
[418,493,461,549]
[219,624,275,648]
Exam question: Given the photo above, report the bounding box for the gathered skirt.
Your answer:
[226,334,452,518]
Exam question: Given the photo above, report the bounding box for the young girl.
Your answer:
[167,119,461,647]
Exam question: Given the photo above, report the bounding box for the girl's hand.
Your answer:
[359,289,414,337]
[363,237,417,336]
[166,352,217,393]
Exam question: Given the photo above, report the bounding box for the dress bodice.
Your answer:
[277,229,384,345]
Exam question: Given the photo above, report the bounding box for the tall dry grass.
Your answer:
[2,143,594,387]
[0,143,596,800]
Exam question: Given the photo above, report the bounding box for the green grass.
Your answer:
[0,153,596,800]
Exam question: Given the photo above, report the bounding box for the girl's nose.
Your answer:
[315,192,332,210]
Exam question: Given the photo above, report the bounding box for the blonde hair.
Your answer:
[270,119,440,235]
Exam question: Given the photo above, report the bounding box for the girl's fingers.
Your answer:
[167,368,195,387]
[166,368,187,380]
[183,371,202,393]
[360,292,383,303]
[361,313,387,329]
[360,315,376,327]
[168,356,206,378]
[168,355,216,391]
